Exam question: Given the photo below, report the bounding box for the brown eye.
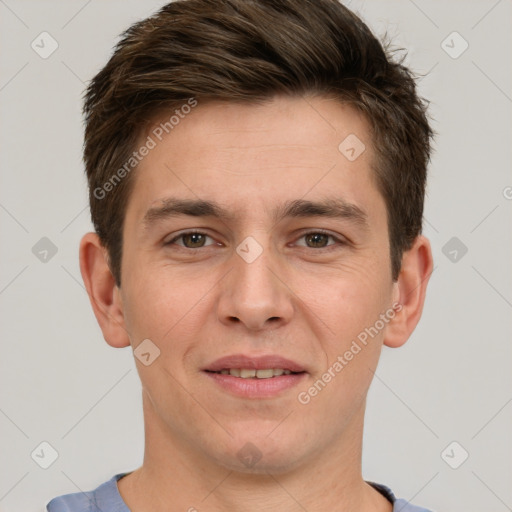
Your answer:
[166,231,214,248]
[295,231,343,250]
[304,232,330,248]
[183,233,207,248]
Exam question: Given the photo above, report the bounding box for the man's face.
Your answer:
[118,95,397,472]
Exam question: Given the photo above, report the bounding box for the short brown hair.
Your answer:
[83,0,433,286]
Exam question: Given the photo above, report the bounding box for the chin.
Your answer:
[220,452,306,475]
[210,432,310,475]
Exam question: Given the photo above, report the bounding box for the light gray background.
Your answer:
[1,1,511,511]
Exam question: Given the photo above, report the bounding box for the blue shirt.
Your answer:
[46,472,434,511]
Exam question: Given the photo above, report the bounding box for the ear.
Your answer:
[384,235,433,348]
[79,232,131,348]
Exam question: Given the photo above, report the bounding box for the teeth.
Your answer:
[217,368,295,378]
[255,369,273,379]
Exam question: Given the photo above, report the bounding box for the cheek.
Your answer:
[121,266,190,343]
[298,263,393,405]
[298,259,393,344]
[121,264,219,370]
[295,274,390,427]
[295,261,392,402]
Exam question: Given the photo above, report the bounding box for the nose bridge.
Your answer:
[216,232,293,329]
[236,234,276,292]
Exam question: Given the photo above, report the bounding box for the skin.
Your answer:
[80,95,433,512]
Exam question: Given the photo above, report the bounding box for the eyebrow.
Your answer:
[142,196,369,231]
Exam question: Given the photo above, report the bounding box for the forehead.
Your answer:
[125,95,382,227]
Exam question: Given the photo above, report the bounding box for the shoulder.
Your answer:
[46,473,131,512]
[368,481,435,512]
[392,498,435,512]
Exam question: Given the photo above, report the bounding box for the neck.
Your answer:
[117,392,392,512]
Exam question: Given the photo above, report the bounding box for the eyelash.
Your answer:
[165,229,345,251]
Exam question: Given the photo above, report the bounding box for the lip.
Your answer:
[202,354,308,399]
[203,354,306,373]
[204,371,306,399]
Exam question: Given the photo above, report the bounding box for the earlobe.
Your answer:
[383,235,433,348]
[79,232,131,348]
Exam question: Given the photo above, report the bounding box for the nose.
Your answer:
[215,236,294,332]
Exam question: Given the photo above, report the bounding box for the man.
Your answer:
[47,0,434,510]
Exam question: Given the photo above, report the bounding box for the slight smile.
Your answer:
[202,354,308,399]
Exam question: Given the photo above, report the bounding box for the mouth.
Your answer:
[202,354,307,398]
[205,368,302,378]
